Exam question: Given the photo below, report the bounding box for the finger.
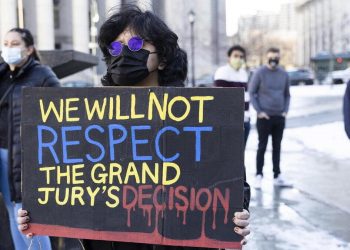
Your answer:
[261,113,269,119]
[240,238,248,246]
[17,216,30,225]
[234,227,250,237]
[234,210,250,220]
[26,233,34,239]
[18,209,28,217]
[18,223,28,232]
[233,218,249,228]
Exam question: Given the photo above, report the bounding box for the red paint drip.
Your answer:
[212,207,217,230]
[147,208,152,227]
[123,185,231,241]
[154,207,160,234]
[142,208,153,227]
[182,210,187,225]
[122,185,138,228]
[212,188,230,229]
[154,204,166,234]
[126,202,138,227]
[175,206,188,225]
[126,207,132,227]
[200,211,206,238]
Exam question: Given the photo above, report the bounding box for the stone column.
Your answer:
[0,0,17,43]
[36,0,55,49]
[72,0,89,53]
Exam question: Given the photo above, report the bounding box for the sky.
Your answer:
[226,0,294,36]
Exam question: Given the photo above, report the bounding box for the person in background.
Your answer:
[344,79,350,139]
[214,45,251,148]
[249,47,292,189]
[17,5,251,250]
[0,28,59,250]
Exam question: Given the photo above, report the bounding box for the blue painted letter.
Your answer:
[131,125,152,161]
[38,125,59,164]
[108,124,127,161]
[183,126,213,162]
[85,125,105,162]
[155,126,180,162]
[62,126,83,164]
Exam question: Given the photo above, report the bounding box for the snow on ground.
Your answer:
[289,84,346,98]
[287,84,346,119]
[287,85,349,160]
[285,122,350,160]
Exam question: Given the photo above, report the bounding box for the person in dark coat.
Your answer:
[0,28,59,250]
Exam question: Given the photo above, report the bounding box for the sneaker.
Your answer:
[274,174,293,187]
[254,174,263,189]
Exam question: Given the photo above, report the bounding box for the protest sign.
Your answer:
[21,87,245,249]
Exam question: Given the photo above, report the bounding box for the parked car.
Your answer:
[331,67,350,84]
[62,80,94,88]
[287,68,314,86]
[195,74,214,87]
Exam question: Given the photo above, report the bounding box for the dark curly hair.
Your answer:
[98,5,187,87]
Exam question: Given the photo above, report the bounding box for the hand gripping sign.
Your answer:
[21,87,245,249]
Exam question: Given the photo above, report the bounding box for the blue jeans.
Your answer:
[0,148,52,250]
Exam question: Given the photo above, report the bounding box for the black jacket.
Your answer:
[344,81,350,139]
[0,58,60,202]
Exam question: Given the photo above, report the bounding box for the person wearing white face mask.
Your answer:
[2,47,24,65]
[0,28,59,250]
[214,45,251,148]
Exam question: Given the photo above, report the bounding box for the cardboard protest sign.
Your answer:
[21,87,245,249]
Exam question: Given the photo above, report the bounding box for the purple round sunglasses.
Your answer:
[108,36,144,56]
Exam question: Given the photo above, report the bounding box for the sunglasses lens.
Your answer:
[128,36,143,51]
[109,41,122,56]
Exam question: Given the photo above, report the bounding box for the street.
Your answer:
[242,84,350,250]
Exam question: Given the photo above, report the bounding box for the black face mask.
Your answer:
[108,46,155,86]
[268,58,280,68]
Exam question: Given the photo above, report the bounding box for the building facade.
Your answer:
[0,0,228,85]
[157,0,229,84]
[296,0,350,67]
[234,2,297,68]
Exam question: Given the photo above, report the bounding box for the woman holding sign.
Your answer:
[17,5,250,250]
[0,28,58,250]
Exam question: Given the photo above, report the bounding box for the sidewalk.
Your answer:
[243,123,350,250]
[242,185,350,250]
